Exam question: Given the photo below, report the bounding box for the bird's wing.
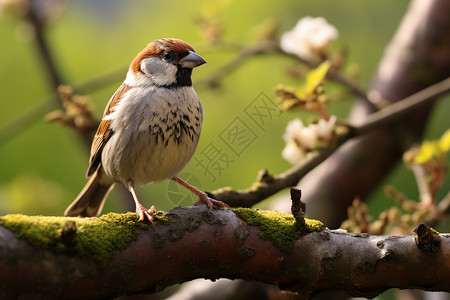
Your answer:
[86,83,131,177]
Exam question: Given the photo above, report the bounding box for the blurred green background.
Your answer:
[2,1,450,299]
[1,0,449,226]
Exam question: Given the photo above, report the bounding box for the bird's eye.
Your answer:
[163,52,173,61]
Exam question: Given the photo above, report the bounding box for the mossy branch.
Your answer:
[1,205,450,299]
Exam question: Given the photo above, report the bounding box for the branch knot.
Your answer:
[290,188,307,234]
[413,223,440,256]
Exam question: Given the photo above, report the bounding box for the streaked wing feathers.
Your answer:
[86,83,131,177]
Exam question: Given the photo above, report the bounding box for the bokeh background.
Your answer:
[1,1,449,297]
[2,0,449,218]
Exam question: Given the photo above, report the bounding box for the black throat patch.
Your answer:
[162,67,193,89]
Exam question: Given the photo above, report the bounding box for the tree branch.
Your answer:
[0,205,449,299]
[18,1,104,146]
[209,77,450,207]
[24,0,65,92]
[356,76,450,135]
[0,65,126,145]
[296,0,450,228]
[197,41,280,89]
[197,40,373,108]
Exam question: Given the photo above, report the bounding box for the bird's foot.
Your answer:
[192,192,229,212]
[136,204,157,230]
[171,177,229,211]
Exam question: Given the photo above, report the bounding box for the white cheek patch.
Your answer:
[141,57,165,74]
[140,57,178,86]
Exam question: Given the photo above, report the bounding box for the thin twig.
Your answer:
[209,149,335,207]
[210,77,450,207]
[327,70,371,106]
[197,40,374,109]
[410,164,432,205]
[197,41,280,88]
[0,66,125,145]
[20,1,108,146]
[2,38,371,145]
[24,0,64,94]
[355,77,450,135]
[0,97,57,145]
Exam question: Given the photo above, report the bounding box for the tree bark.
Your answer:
[0,206,449,299]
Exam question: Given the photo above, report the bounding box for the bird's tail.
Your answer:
[64,170,114,217]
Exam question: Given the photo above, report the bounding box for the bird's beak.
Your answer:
[179,51,206,69]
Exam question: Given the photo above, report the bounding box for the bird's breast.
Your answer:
[103,86,204,185]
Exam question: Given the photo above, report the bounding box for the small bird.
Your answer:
[65,38,228,227]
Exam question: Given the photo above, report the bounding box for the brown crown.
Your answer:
[130,38,195,74]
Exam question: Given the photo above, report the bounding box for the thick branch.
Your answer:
[0,207,449,299]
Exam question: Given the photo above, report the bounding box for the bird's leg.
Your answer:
[172,177,229,211]
[127,182,157,229]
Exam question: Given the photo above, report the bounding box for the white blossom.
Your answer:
[315,115,337,142]
[297,126,318,150]
[280,16,338,61]
[283,118,305,142]
[282,116,337,164]
[282,141,305,165]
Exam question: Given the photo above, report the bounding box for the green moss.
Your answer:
[430,227,440,235]
[153,211,170,226]
[305,218,325,232]
[0,212,149,264]
[234,208,324,253]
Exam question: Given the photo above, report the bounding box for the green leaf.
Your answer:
[296,87,306,99]
[414,141,440,164]
[305,61,331,95]
[278,99,298,112]
[439,129,450,152]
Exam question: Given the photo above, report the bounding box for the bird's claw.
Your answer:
[192,192,229,212]
[136,204,157,230]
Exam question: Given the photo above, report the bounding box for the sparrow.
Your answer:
[64,38,229,227]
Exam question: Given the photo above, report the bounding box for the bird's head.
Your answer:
[127,38,206,88]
